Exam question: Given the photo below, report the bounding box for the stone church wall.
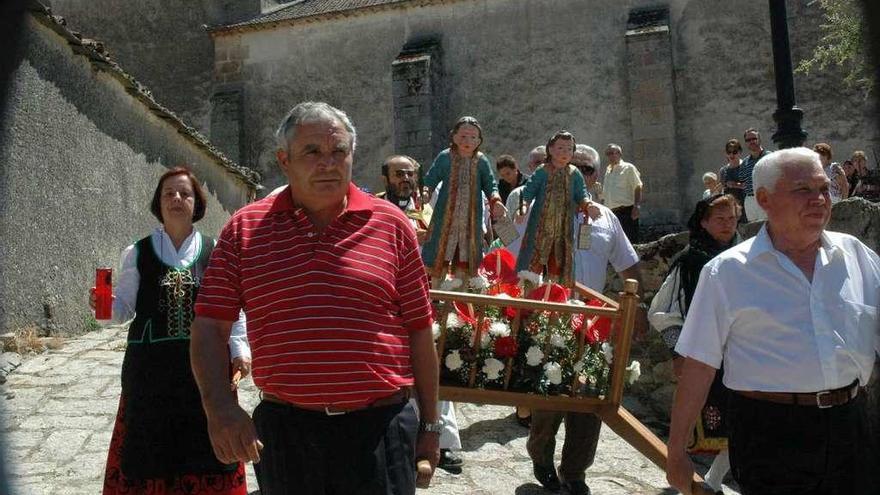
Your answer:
[0,11,257,337]
[212,0,878,229]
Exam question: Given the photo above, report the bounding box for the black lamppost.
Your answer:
[769,0,808,149]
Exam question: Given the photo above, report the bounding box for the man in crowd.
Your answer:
[190,101,440,495]
[577,146,604,204]
[377,154,464,474]
[378,155,432,244]
[527,144,645,495]
[666,147,879,494]
[496,154,525,204]
[602,144,642,243]
[739,128,770,222]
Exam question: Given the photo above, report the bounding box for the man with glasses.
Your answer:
[602,144,643,243]
[378,155,464,473]
[740,128,770,222]
[378,155,431,244]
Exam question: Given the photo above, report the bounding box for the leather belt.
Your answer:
[260,388,411,416]
[736,381,860,409]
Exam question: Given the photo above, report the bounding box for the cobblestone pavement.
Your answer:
[1,327,739,494]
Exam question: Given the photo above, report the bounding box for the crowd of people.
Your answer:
[89,101,878,495]
[708,129,877,224]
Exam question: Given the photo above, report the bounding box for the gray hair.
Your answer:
[752,147,822,194]
[702,172,718,182]
[606,143,622,154]
[574,144,600,166]
[275,101,357,152]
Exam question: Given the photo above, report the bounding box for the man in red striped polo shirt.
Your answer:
[190,101,439,495]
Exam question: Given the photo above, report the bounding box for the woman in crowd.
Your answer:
[514,130,599,287]
[718,138,746,223]
[648,193,741,495]
[422,116,506,285]
[90,167,250,495]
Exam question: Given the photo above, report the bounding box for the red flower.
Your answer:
[487,283,522,319]
[575,299,613,344]
[494,336,519,358]
[479,249,518,285]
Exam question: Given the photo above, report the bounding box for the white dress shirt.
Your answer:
[675,226,879,392]
[112,226,250,359]
[573,204,639,290]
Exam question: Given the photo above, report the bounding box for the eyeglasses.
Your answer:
[394,170,416,178]
[745,137,759,143]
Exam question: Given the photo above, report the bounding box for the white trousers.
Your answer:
[410,399,462,450]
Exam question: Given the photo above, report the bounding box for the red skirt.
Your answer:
[102,398,247,495]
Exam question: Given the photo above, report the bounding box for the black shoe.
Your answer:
[438,449,463,473]
[532,464,561,492]
[561,480,590,495]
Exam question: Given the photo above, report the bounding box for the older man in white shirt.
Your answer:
[666,147,880,495]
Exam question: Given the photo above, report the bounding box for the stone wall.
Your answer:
[45,0,263,134]
[623,197,880,437]
[211,0,879,214]
[0,10,257,337]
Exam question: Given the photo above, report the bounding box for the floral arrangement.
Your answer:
[435,249,640,398]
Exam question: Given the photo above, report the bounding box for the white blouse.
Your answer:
[110,227,250,359]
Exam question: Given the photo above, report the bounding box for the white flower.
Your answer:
[482,358,505,381]
[469,275,489,290]
[473,330,491,348]
[601,342,614,365]
[445,350,463,371]
[544,361,563,385]
[446,312,464,329]
[573,359,585,374]
[440,277,463,291]
[626,360,641,384]
[488,321,510,338]
[549,333,567,349]
[568,298,586,306]
[517,270,543,286]
[525,346,544,366]
[431,322,441,340]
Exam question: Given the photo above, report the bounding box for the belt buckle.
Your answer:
[816,390,833,409]
[324,406,347,416]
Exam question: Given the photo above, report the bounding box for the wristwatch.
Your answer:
[419,421,443,433]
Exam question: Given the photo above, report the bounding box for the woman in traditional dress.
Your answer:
[422,116,506,284]
[90,167,250,495]
[648,193,741,495]
[514,130,599,287]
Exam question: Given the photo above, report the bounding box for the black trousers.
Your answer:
[611,205,639,243]
[728,392,877,495]
[253,400,418,495]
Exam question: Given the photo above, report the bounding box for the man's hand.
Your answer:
[491,201,508,220]
[631,205,640,220]
[230,357,252,391]
[415,228,428,245]
[666,448,696,494]
[415,430,440,471]
[582,202,602,221]
[204,403,263,464]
